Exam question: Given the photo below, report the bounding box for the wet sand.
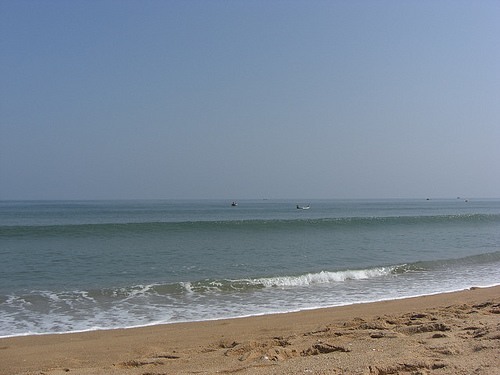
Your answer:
[1,286,499,375]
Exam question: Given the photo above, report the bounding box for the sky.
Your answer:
[1,0,499,200]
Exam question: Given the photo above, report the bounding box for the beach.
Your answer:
[1,200,499,374]
[1,286,498,375]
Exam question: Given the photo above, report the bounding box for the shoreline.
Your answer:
[1,286,499,374]
[3,284,499,340]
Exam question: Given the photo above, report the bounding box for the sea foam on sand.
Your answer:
[0,286,499,375]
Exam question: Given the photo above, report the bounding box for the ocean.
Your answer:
[1,199,499,338]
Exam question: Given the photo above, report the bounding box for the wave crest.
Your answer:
[251,267,395,288]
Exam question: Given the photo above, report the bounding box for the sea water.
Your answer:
[1,199,499,337]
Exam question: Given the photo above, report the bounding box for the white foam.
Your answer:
[180,281,194,294]
[254,267,394,288]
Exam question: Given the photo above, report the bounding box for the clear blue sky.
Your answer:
[1,0,499,200]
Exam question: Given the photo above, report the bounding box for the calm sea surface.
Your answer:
[1,199,499,337]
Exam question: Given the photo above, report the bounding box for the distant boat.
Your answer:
[296,204,310,210]
[231,201,238,207]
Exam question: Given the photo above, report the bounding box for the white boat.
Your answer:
[296,204,310,210]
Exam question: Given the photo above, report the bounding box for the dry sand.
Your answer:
[1,286,499,375]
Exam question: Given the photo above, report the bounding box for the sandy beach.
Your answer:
[1,286,498,375]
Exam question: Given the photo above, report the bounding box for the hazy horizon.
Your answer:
[1,197,497,202]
